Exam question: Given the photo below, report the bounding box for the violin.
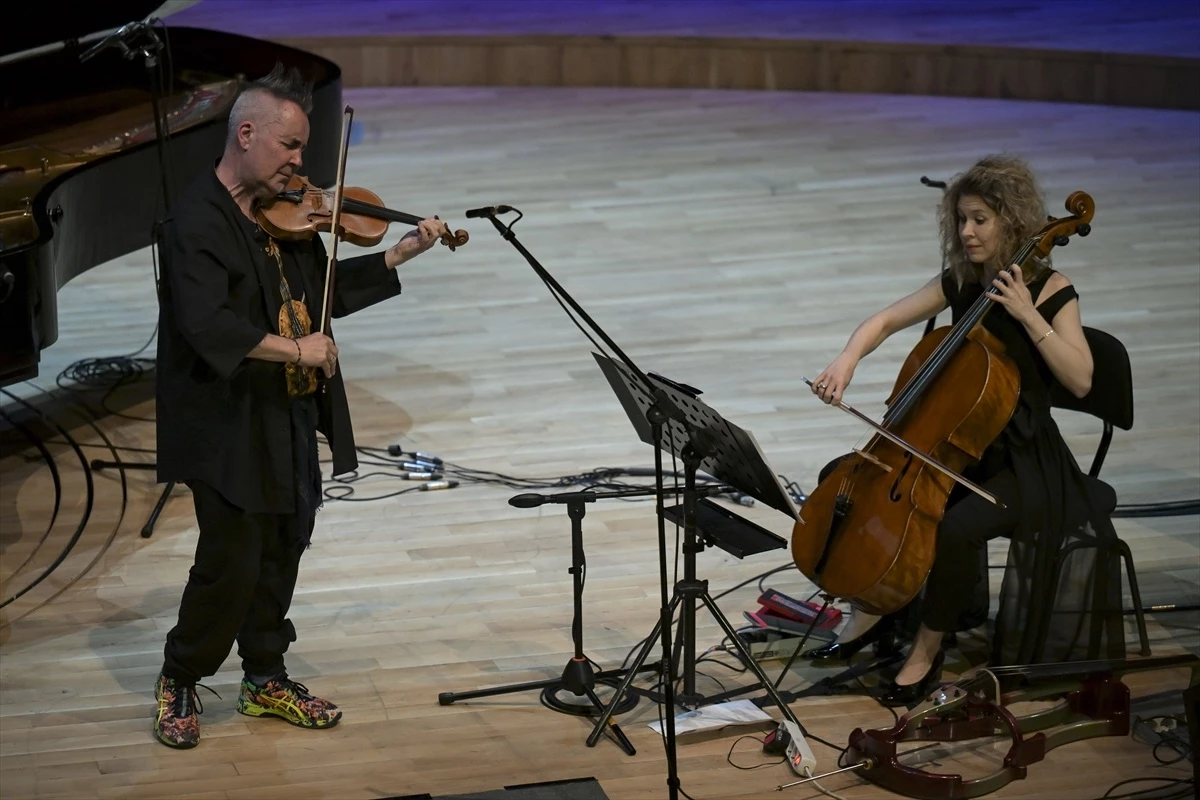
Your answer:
[261,104,468,398]
[790,192,1095,616]
[255,173,469,251]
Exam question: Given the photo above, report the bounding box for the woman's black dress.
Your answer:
[939,267,1127,665]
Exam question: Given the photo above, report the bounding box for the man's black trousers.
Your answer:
[162,480,312,684]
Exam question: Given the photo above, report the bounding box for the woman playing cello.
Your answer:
[801,154,1125,706]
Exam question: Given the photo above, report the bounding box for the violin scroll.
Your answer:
[433,218,469,251]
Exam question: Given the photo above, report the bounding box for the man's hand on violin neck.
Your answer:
[385,218,446,269]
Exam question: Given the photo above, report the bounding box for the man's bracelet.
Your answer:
[293,339,302,364]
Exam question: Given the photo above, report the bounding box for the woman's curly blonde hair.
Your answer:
[937,154,1051,287]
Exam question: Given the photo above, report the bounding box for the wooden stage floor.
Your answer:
[2,81,1198,799]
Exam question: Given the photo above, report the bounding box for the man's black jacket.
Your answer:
[155,166,402,514]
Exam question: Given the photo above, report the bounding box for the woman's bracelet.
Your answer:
[1034,328,1055,346]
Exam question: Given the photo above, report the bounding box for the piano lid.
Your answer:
[0,1,199,62]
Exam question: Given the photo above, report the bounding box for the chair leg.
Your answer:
[1117,539,1152,656]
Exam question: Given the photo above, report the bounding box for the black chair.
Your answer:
[1050,326,1134,480]
[1048,326,1151,656]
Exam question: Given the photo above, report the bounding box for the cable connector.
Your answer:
[399,471,439,480]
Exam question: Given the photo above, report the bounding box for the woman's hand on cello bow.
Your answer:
[812,353,857,405]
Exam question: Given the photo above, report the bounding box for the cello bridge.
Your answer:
[853,448,893,473]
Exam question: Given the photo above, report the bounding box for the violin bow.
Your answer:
[801,376,1004,507]
[318,105,353,335]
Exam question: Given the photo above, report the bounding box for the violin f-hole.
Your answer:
[888,452,913,501]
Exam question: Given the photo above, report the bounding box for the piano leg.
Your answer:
[89,460,175,538]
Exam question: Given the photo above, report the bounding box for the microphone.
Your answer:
[386,445,442,465]
[620,467,660,477]
[720,491,755,507]
[509,490,598,508]
[80,20,147,62]
[465,205,512,219]
[509,493,545,508]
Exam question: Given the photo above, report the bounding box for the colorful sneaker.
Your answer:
[153,673,203,748]
[236,675,342,729]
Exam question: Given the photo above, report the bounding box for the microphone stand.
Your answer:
[920,175,947,338]
[438,487,667,756]
[81,19,179,538]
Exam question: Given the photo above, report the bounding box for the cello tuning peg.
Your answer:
[1054,235,1070,246]
[1077,223,1091,236]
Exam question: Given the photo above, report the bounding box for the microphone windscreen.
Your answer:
[509,493,544,508]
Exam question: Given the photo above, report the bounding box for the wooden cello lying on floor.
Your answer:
[790,192,1095,615]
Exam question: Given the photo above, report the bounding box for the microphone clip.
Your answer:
[80,17,162,63]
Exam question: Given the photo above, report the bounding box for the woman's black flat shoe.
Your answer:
[878,649,945,708]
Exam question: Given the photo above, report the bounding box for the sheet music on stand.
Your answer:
[593,351,799,521]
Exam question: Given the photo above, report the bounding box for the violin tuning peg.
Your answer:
[1077,223,1091,236]
[1053,235,1070,246]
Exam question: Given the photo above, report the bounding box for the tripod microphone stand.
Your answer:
[465,206,805,800]
[437,486,668,756]
[80,18,178,539]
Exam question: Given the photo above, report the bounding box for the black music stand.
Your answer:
[585,351,805,747]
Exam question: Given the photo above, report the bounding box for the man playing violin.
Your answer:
[151,63,448,748]
[799,154,1124,707]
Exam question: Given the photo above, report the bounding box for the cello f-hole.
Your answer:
[888,452,913,501]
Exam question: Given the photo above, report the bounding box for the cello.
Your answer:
[790,191,1095,616]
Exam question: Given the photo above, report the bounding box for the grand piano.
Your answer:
[0,1,343,387]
